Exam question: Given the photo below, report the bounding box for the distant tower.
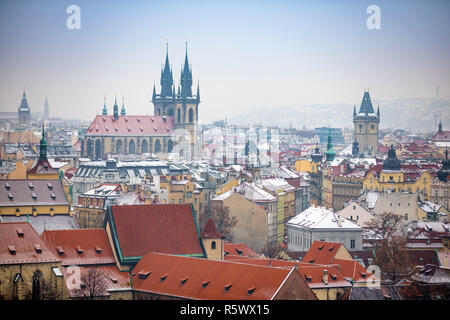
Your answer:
[438,120,443,133]
[43,97,50,120]
[324,128,336,162]
[18,90,31,124]
[353,90,380,155]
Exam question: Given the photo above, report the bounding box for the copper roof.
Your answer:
[41,229,115,266]
[132,252,311,300]
[86,115,174,136]
[0,179,69,207]
[109,204,204,259]
[0,222,60,265]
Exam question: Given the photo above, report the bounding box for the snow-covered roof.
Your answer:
[287,206,362,230]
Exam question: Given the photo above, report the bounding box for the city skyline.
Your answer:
[0,0,449,124]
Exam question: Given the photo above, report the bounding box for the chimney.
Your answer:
[322,269,328,285]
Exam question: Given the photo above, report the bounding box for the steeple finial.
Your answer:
[102,95,107,115]
[121,95,126,115]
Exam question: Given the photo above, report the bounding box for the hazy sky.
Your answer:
[0,0,449,123]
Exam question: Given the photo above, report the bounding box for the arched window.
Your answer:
[87,139,94,158]
[116,140,123,154]
[129,140,135,154]
[141,140,148,153]
[211,241,216,250]
[95,140,102,160]
[189,108,194,123]
[168,139,173,152]
[168,108,174,116]
[32,270,43,300]
[154,139,161,153]
[177,109,181,123]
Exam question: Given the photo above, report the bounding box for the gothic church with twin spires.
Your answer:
[82,45,200,160]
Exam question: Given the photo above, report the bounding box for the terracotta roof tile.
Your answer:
[86,115,174,136]
[224,242,260,258]
[0,222,60,265]
[109,204,204,259]
[132,252,311,300]
[41,229,115,266]
[0,179,68,207]
[201,219,224,238]
[302,241,343,265]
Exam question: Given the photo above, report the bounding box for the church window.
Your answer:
[189,108,194,123]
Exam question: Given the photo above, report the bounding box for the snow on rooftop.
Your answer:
[287,206,362,230]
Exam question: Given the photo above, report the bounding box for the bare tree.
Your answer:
[367,212,413,283]
[199,204,237,242]
[367,211,403,239]
[72,267,107,300]
[260,243,283,259]
[374,235,413,284]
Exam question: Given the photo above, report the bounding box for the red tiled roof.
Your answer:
[331,258,371,283]
[27,158,58,175]
[131,252,311,300]
[41,229,115,266]
[0,222,60,265]
[201,219,224,238]
[110,204,204,258]
[86,115,174,136]
[225,258,351,289]
[0,179,69,207]
[302,241,343,265]
[224,242,260,258]
[432,131,450,141]
[61,265,130,298]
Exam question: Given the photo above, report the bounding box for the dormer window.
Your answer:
[76,246,84,254]
[224,284,232,292]
[16,228,24,237]
[95,246,102,254]
[34,244,42,254]
[47,183,53,189]
[180,278,188,285]
[160,274,168,281]
[8,245,16,255]
[5,183,11,190]
[50,193,56,199]
[31,192,37,200]
[28,182,34,189]
[138,271,151,280]
[8,193,14,200]
[247,287,256,295]
[202,281,210,288]
[57,246,64,256]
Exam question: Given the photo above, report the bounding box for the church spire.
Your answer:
[180,42,193,98]
[439,119,443,132]
[324,127,336,161]
[102,96,107,115]
[113,94,119,119]
[160,42,173,98]
[120,96,126,115]
[39,124,47,160]
[196,81,200,101]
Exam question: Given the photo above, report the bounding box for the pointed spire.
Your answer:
[377,104,380,117]
[102,95,108,115]
[439,119,443,132]
[197,81,200,100]
[180,42,193,98]
[152,82,156,100]
[160,42,174,98]
[353,105,356,117]
[39,123,47,160]
[121,95,126,115]
[324,127,336,162]
[113,93,119,119]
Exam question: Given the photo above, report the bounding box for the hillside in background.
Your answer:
[229,98,450,132]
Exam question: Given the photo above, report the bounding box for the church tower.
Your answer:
[151,43,200,160]
[353,90,380,155]
[18,90,31,124]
